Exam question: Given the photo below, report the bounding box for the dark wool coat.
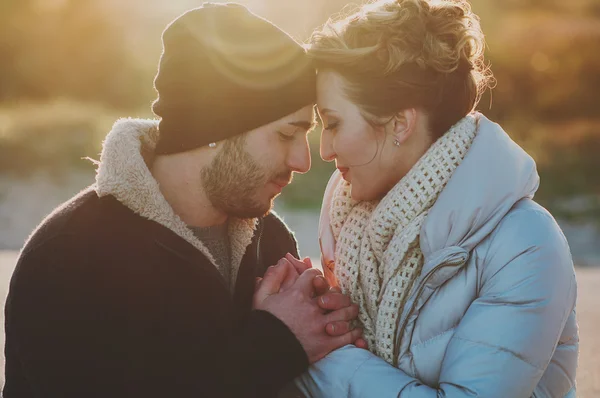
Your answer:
[4,119,308,398]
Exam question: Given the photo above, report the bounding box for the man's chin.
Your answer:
[223,198,274,219]
[259,197,276,217]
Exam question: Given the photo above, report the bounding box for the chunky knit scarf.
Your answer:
[329,115,478,364]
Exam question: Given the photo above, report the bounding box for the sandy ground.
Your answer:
[0,250,598,396]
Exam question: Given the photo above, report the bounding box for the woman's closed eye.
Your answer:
[324,121,339,131]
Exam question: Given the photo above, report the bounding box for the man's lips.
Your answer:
[271,180,289,189]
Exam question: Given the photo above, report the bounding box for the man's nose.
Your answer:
[286,138,311,174]
[320,128,335,162]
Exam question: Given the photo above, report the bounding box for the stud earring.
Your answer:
[208,142,217,148]
[393,139,400,147]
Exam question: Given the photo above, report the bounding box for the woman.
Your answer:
[294,0,578,396]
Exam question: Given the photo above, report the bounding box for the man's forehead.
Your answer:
[280,106,316,128]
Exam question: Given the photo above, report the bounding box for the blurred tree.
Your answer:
[0,0,33,100]
[0,0,598,225]
[0,0,153,109]
[0,99,114,177]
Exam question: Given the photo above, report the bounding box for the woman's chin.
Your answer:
[349,185,370,201]
[350,183,388,202]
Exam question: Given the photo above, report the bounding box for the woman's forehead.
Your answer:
[316,70,354,111]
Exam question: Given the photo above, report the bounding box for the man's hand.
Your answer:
[255,254,331,296]
[278,255,370,350]
[256,254,370,351]
[253,263,363,364]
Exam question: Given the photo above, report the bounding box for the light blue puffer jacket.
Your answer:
[295,115,578,397]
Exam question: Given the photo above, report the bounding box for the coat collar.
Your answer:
[320,114,540,282]
[419,113,539,269]
[94,118,257,286]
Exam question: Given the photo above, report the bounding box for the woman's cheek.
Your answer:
[349,173,368,201]
[336,129,360,160]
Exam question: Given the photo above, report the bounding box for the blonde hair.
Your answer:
[309,0,494,137]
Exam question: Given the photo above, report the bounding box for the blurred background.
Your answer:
[0,0,598,394]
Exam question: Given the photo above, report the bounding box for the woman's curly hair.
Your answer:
[309,0,494,137]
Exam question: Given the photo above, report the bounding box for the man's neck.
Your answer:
[151,154,227,228]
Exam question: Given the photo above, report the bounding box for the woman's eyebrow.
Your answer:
[319,108,337,115]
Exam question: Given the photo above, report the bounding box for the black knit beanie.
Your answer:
[152,2,316,155]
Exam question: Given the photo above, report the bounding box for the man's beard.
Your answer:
[201,137,291,219]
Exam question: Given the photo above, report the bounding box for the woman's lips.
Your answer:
[337,167,349,179]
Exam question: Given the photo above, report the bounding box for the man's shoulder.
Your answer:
[21,186,153,255]
[259,210,300,262]
[262,210,296,241]
[21,186,95,251]
[13,188,180,290]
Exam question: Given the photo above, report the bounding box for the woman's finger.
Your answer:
[325,321,353,336]
[354,338,369,350]
[302,257,313,268]
[254,277,263,292]
[313,275,330,296]
[329,286,342,294]
[325,303,359,323]
[318,292,352,312]
[285,253,310,274]
[327,328,364,352]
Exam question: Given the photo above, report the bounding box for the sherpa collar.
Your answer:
[95,118,257,287]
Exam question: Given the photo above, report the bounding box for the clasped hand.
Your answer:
[253,253,368,364]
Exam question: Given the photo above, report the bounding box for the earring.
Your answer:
[208,142,217,148]
[393,139,400,147]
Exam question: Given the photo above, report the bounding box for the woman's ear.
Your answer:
[391,108,417,145]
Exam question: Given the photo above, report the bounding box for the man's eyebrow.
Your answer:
[289,121,316,130]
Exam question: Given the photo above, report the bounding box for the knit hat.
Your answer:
[152,2,316,155]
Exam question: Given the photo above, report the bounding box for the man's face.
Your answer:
[202,105,314,218]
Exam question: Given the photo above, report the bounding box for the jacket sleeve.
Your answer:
[6,235,308,398]
[295,208,577,398]
[261,211,300,266]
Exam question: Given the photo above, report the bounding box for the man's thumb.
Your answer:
[253,264,287,304]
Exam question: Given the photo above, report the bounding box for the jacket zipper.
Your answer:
[255,219,264,271]
[392,257,466,366]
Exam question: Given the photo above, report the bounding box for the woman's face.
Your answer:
[317,69,429,201]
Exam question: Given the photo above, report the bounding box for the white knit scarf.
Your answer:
[329,115,478,364]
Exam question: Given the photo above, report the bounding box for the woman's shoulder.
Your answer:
[477,198,575,287]
[493,199,568,247]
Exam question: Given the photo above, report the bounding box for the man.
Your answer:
[3,4,363,397]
